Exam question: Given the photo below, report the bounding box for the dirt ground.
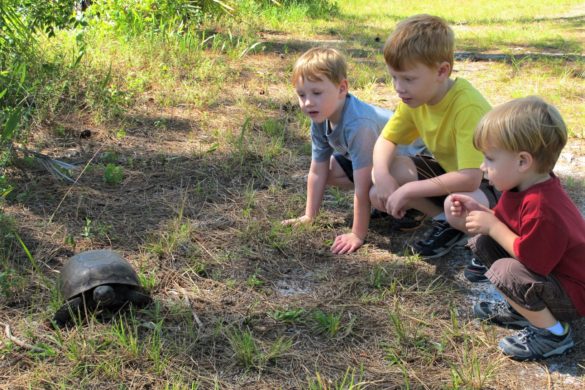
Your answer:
[1,34,584,389]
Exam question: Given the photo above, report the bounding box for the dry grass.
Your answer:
[2,8,585,390]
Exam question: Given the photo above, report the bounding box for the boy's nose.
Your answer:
[393,80,405,94]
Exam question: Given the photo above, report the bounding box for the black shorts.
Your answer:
[410,155,500,208]
[333,153,353,183]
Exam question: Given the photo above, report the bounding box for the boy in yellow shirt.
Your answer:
[370,14,498,258]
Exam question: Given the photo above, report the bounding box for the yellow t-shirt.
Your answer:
[381,78,491,172]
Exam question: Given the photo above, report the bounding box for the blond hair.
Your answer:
[474,96,567,173]
[291,47,347,86]
[383,14,454,73]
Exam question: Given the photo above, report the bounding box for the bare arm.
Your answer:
[399,168,483,199]
[282,160,329,225]
[371,137,399,211]
[331,165,372,254]
[350,166,372,240]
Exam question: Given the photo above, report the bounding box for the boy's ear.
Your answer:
[518,151,534,172]
[338,79,349,95]
[436,61,451,79]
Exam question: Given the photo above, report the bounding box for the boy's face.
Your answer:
[294,75,347,125]
[480,146,524,191]
[387,62,449,108]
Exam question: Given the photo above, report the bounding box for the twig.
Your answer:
[178,288,204,330]
[49,145,103,224]
[0,321,45,353]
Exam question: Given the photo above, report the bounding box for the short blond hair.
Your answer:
[291,47,347,86]
[474,96,567,173]
[383,14,454,73]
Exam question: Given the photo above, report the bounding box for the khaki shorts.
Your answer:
[469,235,581,321]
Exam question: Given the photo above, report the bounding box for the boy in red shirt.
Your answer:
[448,96,585,360]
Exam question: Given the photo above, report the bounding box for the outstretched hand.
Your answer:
[331,232,364,254]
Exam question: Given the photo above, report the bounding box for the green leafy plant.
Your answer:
[270,308,305,323]
[312,309,342,337]
[246,272,264,288]
[103,163,124,184]
[308,367,366,390]
[224,327,292,370]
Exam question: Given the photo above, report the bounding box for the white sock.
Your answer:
[432,212,446,222]
[546,321,565,336]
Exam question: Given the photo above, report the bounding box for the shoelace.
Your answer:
[429,221,447,238]
[515,327,533,342]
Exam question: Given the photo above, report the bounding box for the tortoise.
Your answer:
[53,249,152,327]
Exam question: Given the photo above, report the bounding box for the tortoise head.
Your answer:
[93,285,116,305]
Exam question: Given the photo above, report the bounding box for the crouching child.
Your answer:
[447,96,585,360]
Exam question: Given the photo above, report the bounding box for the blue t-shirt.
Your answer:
[311,94,391,170]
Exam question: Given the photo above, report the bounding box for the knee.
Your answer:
[492,257,525,274]
[390,156,417,185]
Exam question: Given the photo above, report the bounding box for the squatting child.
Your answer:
[282,47,427,254]
[370,14,499,259]
[448,96,585,360]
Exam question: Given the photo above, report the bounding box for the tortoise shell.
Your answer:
[59,249,141,300]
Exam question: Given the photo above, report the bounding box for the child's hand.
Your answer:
[331,232,364,254]
[281,215,313,226]
[449,194,484,216]
[371,176,400,213]
[385,187,409,219]
[465,211,498,235]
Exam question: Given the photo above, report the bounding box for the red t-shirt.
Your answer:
[494,175,585,316]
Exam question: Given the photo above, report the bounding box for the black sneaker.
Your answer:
[464,258,489,283]
[498,324,574,360]
[391,209,426,231]
[411,221,465,259]
[370,209,390,219]
[473,301,530,328]
[370,209,426,231]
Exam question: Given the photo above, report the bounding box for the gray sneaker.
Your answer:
[498,325,574,360]
[473,301,530,328]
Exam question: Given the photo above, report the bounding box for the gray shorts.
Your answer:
[469,235,581,321]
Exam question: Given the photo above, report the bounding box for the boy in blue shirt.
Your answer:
[283,47,426,254]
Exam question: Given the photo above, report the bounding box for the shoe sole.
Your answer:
[464,267,489,283]
[499,340,575,361]
[412,234,468,260]
[396,223,425,232]
[464,274,489,283]
[475,314,530,329]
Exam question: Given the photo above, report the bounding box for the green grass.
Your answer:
[1,0,584,388]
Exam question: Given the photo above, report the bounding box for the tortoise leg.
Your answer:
[53,296,83,328]
[126,289,152,307]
